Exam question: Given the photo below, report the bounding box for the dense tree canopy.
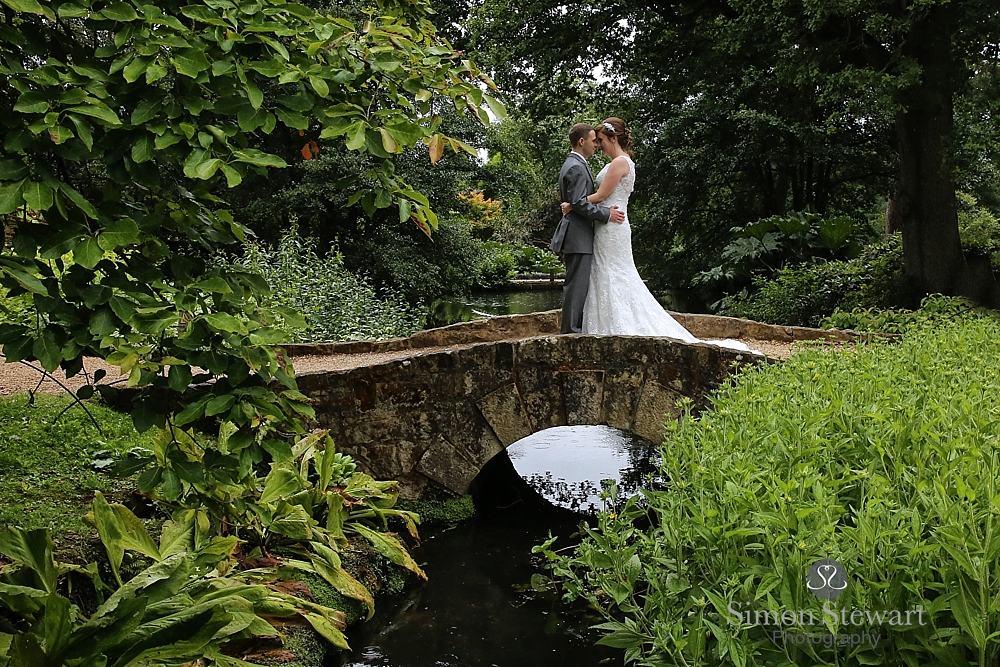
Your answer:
[469,0,1000,305]
[0,0,499,509]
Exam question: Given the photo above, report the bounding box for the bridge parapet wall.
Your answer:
[296,334,766,498]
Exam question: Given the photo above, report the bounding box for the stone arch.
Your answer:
[297,334,763,498]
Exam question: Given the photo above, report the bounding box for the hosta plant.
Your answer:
[0,494,351,667]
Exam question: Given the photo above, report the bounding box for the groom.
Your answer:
[550,123,624,333]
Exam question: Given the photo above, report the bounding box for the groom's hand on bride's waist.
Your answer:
[610,206,625,223]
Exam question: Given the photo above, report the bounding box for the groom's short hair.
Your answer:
[569,123,595,148]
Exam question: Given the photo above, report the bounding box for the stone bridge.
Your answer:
[288,310,854,497]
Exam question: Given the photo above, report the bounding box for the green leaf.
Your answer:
[168,364,193,392]
[13,91,48,114]
[350,523,426,581]
[203,312,247,334]
[102,2,139,20]
[245,81,264,109]
[98,219,141,250]
[0,528,58,593]
[22,181,53,211]
[92,492,161,584]
[309,75,329,98]
[58,183,99,219]
[0,179,26,215]
[259,467,305,504]
[32,328,62,371]
[220,163,243,187]
[1,0,46,14]
[249,327,288,345]
[0,159,28,180]
[0,258,46,294]
[303,612,351,650]
[205,394,236,416]
[484,94,507,121]
[232,149,286,168]
[172,49,211,78]
[74,237,104,269]
[67,114,94,151]
[309,543,375,619]
[65,103,122,126]
[345,121,366,150]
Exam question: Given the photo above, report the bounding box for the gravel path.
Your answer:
[1,336,805,396]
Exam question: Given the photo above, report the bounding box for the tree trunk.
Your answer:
[894,5,1000,307]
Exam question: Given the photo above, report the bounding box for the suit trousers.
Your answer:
[561,252,593,334]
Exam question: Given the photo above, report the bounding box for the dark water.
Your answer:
[336,426,658,667]
[427,287,705,328]
[427,289,563,328]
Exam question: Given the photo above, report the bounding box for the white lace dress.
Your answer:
[582,156,756,353]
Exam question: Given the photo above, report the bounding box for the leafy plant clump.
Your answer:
[821,294,999,334]
[539,317,1000,666]
[235,229,424,343]
[718,235,906,327]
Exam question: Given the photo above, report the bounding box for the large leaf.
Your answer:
[309,542,374,619]
[349,523,426,581]
[259,467,306,505]
[0,528,58,593]
[93,492,162,584]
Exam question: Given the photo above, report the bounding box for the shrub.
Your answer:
[957,192,1000,271]
[719,235,905,327]
[540,317,1000,666]
[821,294,997,334]
[236,229,424,342]
[474,241,518,289]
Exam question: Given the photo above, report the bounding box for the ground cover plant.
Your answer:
[539,316,1000,666]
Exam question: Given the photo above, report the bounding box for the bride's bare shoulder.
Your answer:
[610,155,631,173]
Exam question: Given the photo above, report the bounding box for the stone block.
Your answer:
[415,434,482,495]
[601,367,644,431]
[632,379,685,444]
[477,383,533,446]
[560,370,605,425]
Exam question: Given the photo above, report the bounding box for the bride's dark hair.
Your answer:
[598,117,634,157]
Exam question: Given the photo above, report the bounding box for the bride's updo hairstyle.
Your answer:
[598,117,633,157]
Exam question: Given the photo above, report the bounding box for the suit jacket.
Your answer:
[549,152,611,255]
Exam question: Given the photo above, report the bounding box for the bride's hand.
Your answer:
[560,202,571,215]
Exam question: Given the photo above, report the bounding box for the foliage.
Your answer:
[540,316,1000,666]
[112,430,425,621]
[0,394,155,557]
[0,494,351,667]
[718,236,906,327]
[474,241,517,289]
[696,212,879,288]
[0,0,499,529]
[234,228,423,343]
[511,244,562,274]
[821,294,998,335]
[457,190,504,238]
[957,192,1000,271]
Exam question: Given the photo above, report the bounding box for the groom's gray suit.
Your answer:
[550,151,612,333]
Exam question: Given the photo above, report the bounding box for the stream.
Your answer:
[336,426,659,667]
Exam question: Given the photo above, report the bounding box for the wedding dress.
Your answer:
[582,156,757,354]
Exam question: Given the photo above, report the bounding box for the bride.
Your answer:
[561,117,756,353]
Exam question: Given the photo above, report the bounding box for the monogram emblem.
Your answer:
[806,558,848,599]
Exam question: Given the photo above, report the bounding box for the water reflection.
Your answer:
[508,425,662,513]
[427,289,562,328]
